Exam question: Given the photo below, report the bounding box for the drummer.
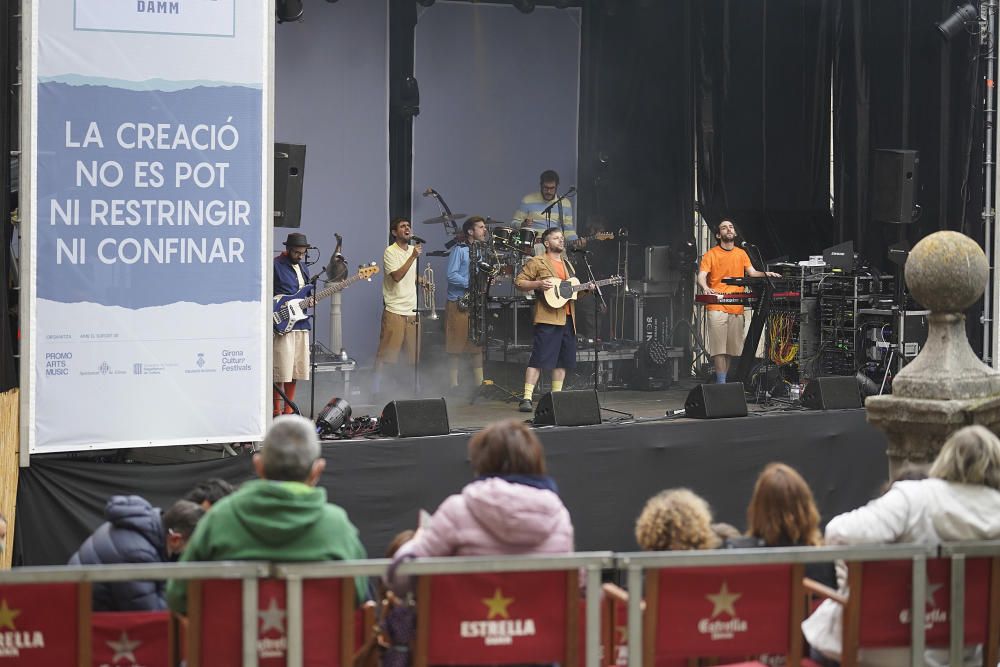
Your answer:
[512,169,586,252]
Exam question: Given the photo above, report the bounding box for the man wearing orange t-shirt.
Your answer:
[697,219,781,384]
[514,228,595,413]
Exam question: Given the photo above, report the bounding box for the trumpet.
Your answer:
[422,263,439,320]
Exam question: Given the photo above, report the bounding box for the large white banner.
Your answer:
[26,0,270,453]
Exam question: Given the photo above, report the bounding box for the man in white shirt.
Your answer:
[372,218,421,398]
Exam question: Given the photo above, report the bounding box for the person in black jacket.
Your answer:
[69,496,204,611]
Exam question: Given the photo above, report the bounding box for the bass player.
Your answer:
[513,228,595,413]
[273,232,312,417]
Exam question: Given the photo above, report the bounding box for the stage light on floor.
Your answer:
[276,0,304,23]
[937,3,977,40]
[317,397,351,436]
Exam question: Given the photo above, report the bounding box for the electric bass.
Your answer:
[273,264,380,335]
[541,275,623,309]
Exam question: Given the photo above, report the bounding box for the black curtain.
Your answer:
[695,0,835,263]
[0,1,19,391]
[833,0,984,271]
[578,1,694,248]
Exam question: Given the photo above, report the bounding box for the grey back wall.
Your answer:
[275,1,390,366]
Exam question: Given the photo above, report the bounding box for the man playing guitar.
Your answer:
[514,228,595,413]
[273,232,312,417]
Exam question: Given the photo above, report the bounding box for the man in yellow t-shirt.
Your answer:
[373,217,422,398]
[696,219,780,384]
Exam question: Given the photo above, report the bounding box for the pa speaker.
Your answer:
[533,390,601,427]
[684,382,748,419]
[800,377,862,410]
[274,143,306,228]
[380,398,450,437]
[872,149,919,224]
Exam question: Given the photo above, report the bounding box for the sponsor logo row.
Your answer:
[42,349,252,378]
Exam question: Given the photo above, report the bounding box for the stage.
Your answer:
[15,386,890,566]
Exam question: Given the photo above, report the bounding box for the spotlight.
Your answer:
[394,76,421,118]
[316,397,352,436]
[512,0,535,14]
[937,3,977,40]
[276,0,303,22]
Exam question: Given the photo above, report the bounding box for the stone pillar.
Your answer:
[866,231,1000,477]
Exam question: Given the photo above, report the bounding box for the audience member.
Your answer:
[356,530,417,667]
[635,488,721,551]
[69,497,204,611]
[166,415,368,614]
[388,419,573,586]
[183,478,236,510]
[803,425,1000,666]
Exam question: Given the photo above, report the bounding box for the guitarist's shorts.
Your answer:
[445,301,482,355]
[527,318,577,370]
[273,330,311,382]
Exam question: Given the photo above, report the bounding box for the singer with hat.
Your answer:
[372,217,422,399]
[696,219,780,385]
[273,232,313,417]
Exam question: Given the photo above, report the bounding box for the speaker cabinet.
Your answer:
[872,149,919,224]
[684,382,748,419]
[274,142,306,228]
[800,377,862,410]
[533,390,601,427]
[380,398,450,437]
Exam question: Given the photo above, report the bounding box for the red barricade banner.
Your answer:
[92,610,171,667]
[426,571,569,665]
[859,558,991,647]
[0,582,78,664]
[655,565,791,658]
[199,578,344,666]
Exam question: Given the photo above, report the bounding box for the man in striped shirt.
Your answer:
[512,170,585,251]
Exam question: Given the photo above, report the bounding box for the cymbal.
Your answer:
[420,213,467,225]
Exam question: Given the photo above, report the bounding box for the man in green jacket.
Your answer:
[166,415,368,613]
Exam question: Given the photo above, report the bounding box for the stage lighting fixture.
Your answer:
[317,397,352,435]
[937,3,977,40]
[276,0,303,23]
[512,0,535,14]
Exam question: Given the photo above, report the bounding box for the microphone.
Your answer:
[410,236,427,245]
[565,186,577,196]
[738,240,756,248]
[422,188,434,197]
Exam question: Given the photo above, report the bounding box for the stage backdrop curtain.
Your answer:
[695,0,835,263]
[578,1,694,248]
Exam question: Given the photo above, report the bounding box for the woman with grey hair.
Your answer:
[803,425,1000,666]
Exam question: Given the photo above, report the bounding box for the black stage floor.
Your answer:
[16,393,890,566]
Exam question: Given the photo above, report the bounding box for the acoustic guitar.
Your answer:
[541,275,623,309]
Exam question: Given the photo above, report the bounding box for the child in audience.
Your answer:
[634,488,721,551]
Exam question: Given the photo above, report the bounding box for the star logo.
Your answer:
[107,631,141,664]
[705,581,742,618]
[481,588,514,619]
[258,597,286,634]
[0,599,20,631]
[925,580,944,607]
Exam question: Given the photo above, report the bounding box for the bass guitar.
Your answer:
[541,275,623,309]
[273,264,380,335]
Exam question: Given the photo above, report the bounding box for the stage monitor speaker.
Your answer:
[800,377,862,410]
[533,390,601,427]
[684,382,748,419]
[274,142,306,228]
[872,149,919,224]
[380,398,450,437]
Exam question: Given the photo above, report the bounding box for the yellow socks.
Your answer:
[473,366,484,386]
[551,380,564,392]
[523,383,535,401]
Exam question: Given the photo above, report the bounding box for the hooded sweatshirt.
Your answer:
[396,477,574,560]
[69,495,167,611]
[165,479,367,614]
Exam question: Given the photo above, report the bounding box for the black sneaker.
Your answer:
[518,398,533,413]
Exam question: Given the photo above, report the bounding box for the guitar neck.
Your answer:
[569,277,618,294]
[310,274,362,303]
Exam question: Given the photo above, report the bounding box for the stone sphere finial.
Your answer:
[905,231,988,313]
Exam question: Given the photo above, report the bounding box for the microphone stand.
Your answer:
[307,267,324,418]
[744,242,777,403]
[576,250,630,418]
[413,244,422,397]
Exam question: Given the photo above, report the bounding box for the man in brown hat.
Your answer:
[273,232,312,417]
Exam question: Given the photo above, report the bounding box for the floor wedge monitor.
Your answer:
[800,377,862,410]
[380,398,450,437]
[684,382,748,419]
[533,390,601,427]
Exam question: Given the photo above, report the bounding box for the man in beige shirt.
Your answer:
[372,218,421,398]
[514,228,594,412]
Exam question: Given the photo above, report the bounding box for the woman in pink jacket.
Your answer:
[391,418,574,569]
